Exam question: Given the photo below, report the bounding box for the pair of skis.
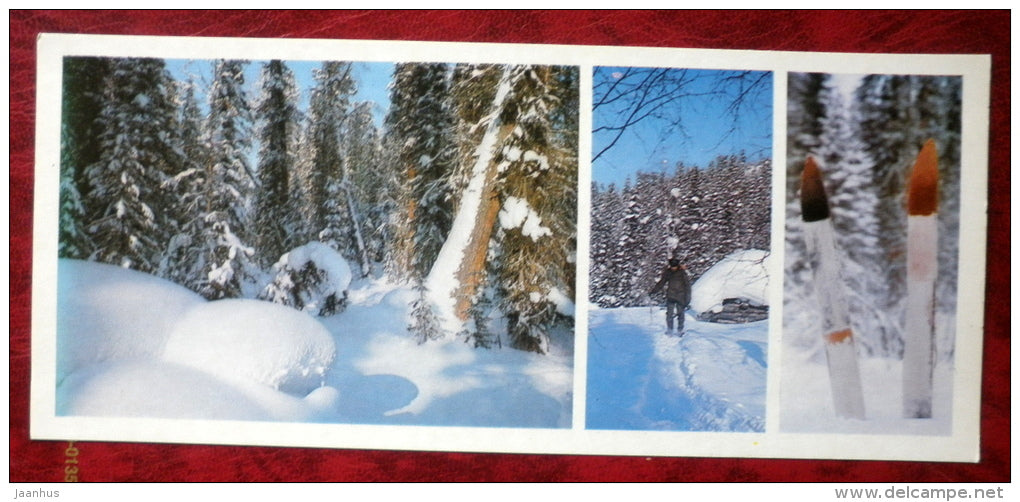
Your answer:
[800,140,939,420]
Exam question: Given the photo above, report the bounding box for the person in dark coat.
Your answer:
[649,258,692,333]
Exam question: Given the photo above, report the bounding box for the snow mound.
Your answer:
[57,360,276,421]
[281,241,353,294]
[260,241,353,316]
[163,299,336,396]
[57,259,205,383]
[690,249,770,316]
[57,360,342,422]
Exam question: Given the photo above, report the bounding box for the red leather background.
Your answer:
[9,10,1010,482]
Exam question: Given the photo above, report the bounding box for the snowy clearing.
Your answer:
[55,259,572,428]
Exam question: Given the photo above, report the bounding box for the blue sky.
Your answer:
[592,67,773,188]
[167,59,394,128]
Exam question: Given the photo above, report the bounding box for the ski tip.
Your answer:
[800,156,830,222]
[908,139,939,216]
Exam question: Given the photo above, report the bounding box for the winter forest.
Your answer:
[589,155,771,309]
[585,67,773,432]
[782,72,962,434]
[56,56,579,426]
[588,67,772,310]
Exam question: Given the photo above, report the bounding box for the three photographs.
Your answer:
[32,34,989,462]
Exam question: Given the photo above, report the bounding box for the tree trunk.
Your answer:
[426,67,515,334]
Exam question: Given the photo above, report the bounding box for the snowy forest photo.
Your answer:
[585,67,773,432]
[782,72,962,435]
[55,56,579,428]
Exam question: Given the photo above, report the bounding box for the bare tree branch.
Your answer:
[592,67,770,164]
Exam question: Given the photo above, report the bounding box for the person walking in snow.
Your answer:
[650,258,692,334]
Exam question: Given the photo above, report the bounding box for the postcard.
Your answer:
[31,33,990,462]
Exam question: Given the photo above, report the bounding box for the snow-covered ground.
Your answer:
[586,249,770,432]
[586,307,767,432]
[54,255,949,436]
[779,323,954,436]
[55,259,573,428]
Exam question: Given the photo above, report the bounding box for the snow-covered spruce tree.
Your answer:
[423,64,511,338]
[854,74,915,339]
[407,282,444,344]
[59,56,112,259]
[156,76,211,286]
[623,174,663,305]
[81,57,185,273]
[487,64,579,353]
[421,64,578,353]
[305,62,359,260]
[253,60,302,268]
[59,126,91,260]
[384,62,458,283]
[288,120,316,243]
[669,164,709,274]
[193,59,257,299]
[339,100,380,278]
[589,182,627,307]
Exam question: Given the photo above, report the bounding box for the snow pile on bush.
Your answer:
[260,242,353,316]
[164,299,336,396]
[690,249,770,315]
[56,259,340,421]
[57,259,206,384]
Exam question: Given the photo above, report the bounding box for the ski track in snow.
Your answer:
[586,307,767,432]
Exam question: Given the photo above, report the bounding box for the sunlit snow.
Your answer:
[586,307,767,432]
[55,259,572,428]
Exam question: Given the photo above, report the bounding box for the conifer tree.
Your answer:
[339,100,379,277]
[60,56,110,259]
[306,62,357,257]
[58,126,90,260]
[158,76,210,285]
[423,64,511,338]
[81,57,184,273]
[489,65,579,353]
[195,59,257,299]
[384,62,458,282]
[254,60,302,267]
[589,182,626,307]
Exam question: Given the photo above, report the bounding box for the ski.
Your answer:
[903,139,939,418]
[800,157,866,420]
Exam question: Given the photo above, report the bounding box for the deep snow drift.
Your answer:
[55,259,573,428]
